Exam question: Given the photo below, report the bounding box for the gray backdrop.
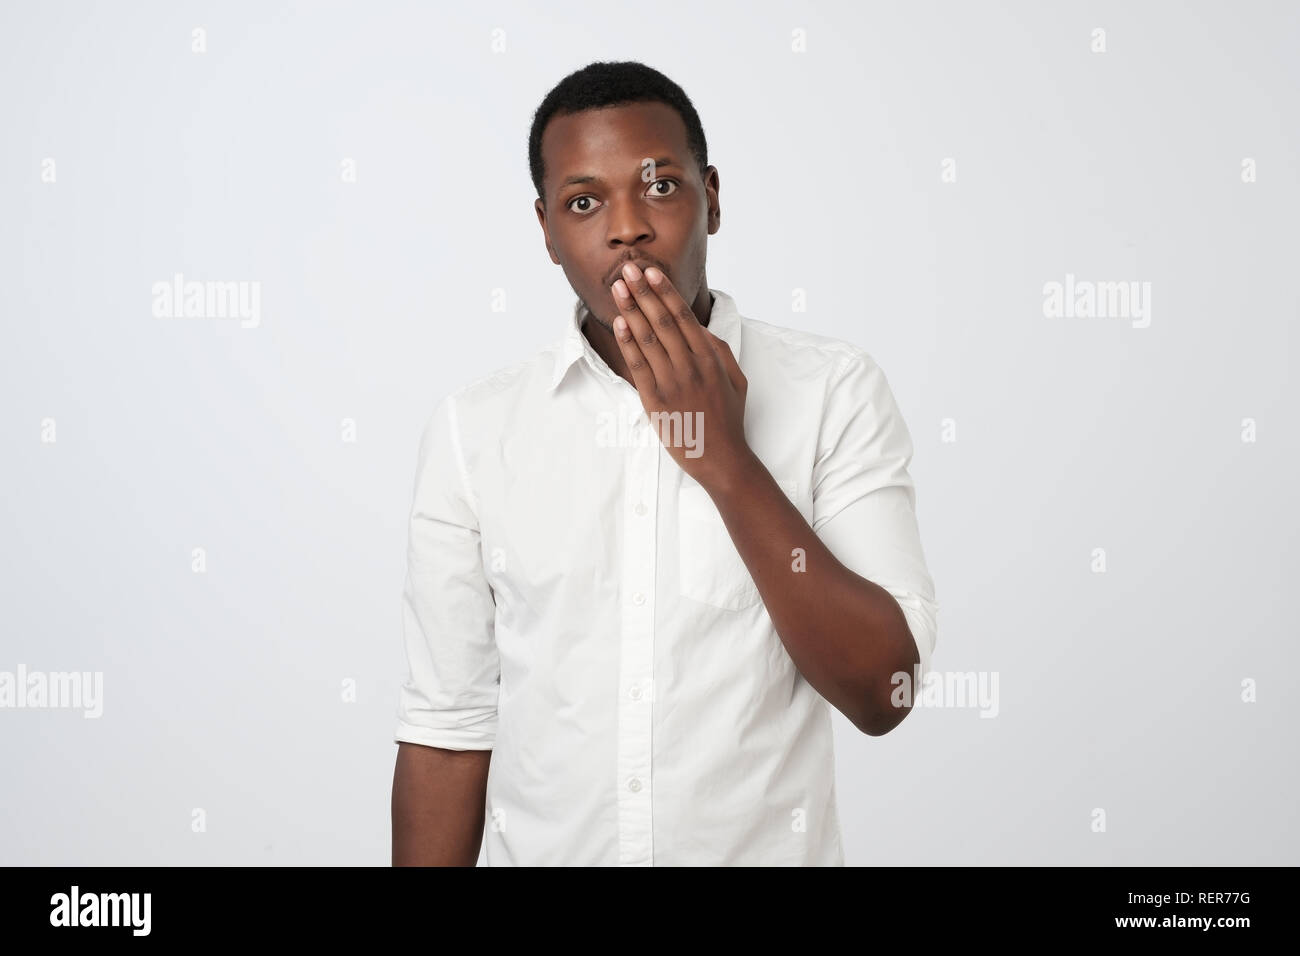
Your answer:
[2,0,1295,865]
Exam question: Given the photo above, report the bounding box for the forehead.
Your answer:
[541,101,689,186]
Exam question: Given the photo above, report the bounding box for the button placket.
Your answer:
[616,406,657,866]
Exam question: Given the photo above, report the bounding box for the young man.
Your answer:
[391,61,937,866]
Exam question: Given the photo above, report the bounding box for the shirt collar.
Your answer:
[547,287,744,393]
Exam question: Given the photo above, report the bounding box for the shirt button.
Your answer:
[633,592,646,606]
[630,685,642,700]
[634,502,647,516]
[628,777,642,792]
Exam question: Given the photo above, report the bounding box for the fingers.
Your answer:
[612,263,691,378]
[612,311,658,396]
[644,267,712,356]
[711,334,746,394]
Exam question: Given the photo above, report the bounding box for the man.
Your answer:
[391,61,937,866]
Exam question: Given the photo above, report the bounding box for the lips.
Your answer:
[607,258,664,287]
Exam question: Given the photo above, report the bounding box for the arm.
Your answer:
[706,353,937,737]
[708,452,922,736]
[391,742,492,866]
[391,394,501,864]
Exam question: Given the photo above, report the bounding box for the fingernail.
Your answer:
[622,262,642,280]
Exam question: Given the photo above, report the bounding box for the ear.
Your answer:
[704,165,721,235]
[535,198,560,265]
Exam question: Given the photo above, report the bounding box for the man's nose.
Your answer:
[606,197,654,246]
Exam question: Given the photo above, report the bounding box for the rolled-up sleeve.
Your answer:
[811,352,938,685]
[394,392,500,750]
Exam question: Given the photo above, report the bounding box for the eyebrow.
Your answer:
[556,157,680,196]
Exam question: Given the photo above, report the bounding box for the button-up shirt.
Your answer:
[394,287,938,866]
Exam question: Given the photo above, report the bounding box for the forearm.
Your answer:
[391,742,491,866]
[706,452,920,735]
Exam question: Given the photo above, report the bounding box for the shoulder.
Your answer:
[431,339,562,418]
[740,314,882,382]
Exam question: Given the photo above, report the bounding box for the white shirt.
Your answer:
[394,287,938,866]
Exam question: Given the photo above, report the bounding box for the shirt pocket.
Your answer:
[677,478,800,611]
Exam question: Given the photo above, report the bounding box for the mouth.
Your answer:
[607,258,666,289]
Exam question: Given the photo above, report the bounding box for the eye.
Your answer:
[565,179,681,215]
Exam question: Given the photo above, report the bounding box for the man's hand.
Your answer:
[610,262,752,491]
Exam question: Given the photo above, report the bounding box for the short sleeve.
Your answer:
[811,353,938,685]
[394,393,500,750]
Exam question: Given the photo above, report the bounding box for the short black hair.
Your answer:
[528,60,709,204]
